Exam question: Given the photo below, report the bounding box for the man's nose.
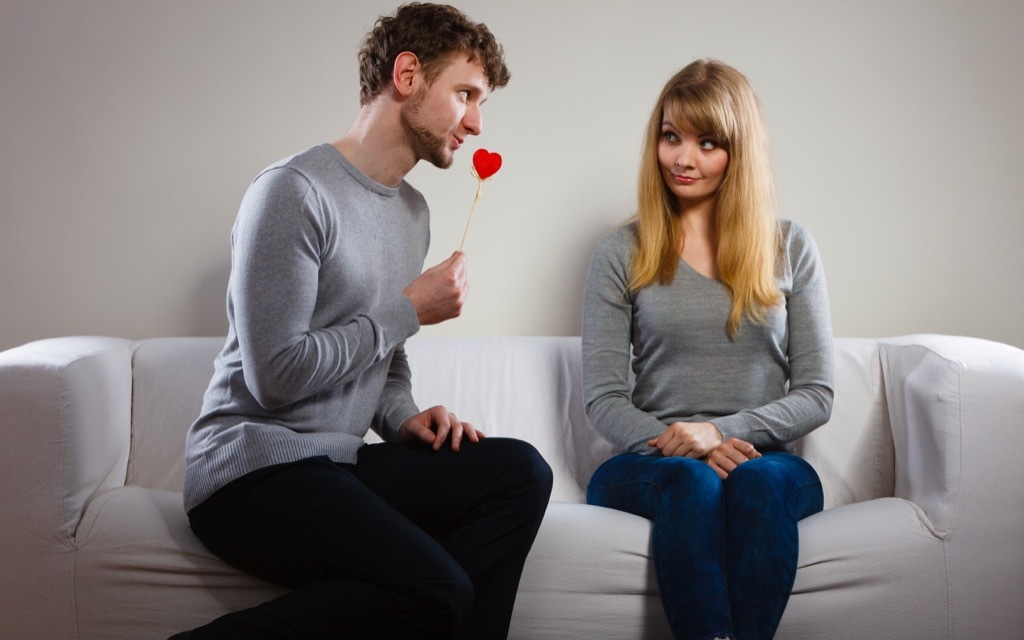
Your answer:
[463,103,482,136]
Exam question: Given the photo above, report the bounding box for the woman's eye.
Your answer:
[700,139,718,150]
[661,130,678,142]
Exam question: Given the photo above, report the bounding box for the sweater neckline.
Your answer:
[678,257,723,285]
[323,143,402,198]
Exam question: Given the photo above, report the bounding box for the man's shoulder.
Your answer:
[265,143,337,181]
[247,144,330,192]
[251,144,427,216]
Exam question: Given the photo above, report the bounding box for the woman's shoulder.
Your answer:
[587,221,636,277]
[777,219,826,281]
[779,219,821,254]
[594,221,637,254]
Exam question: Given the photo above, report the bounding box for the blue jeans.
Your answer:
[587,452,822,640]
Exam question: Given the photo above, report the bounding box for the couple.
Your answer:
[174,3,834,640]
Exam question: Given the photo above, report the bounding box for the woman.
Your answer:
[581,59,834,640]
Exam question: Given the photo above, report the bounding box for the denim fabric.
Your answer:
[587,452,823,640]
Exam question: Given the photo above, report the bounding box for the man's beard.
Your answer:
[400,91,453,169]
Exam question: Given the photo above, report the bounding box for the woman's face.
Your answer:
[657,118,729,209]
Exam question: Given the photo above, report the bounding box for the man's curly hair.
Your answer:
[358,3,510,106]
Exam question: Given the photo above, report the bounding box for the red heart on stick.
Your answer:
[473,149,502,180]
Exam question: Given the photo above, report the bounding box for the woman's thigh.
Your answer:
[586,453,722,520]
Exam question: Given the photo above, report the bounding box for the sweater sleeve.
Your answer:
[582,228,668,453]
[709,222,835,447]
[231,167,421,411]
[373,342,420,442]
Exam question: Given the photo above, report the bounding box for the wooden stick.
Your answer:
[459,179,484,252]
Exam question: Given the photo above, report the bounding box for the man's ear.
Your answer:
[393,51,420,98]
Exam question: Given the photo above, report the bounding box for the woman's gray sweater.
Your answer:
[582,220,835,455]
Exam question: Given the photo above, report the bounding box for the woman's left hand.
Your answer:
[705,438,762,479]
[648,421,723,458]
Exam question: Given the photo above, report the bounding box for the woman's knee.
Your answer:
[656,456,723,493]
[725,454,823,516]
[727,453,815,488]
[637,458,725,518]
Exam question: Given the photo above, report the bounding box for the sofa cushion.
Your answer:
[779,497,947,639]
[128,337,224,492]
[512,502,672,638]
[75,485,286,639]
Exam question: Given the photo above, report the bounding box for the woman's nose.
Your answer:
[674,143,696,169]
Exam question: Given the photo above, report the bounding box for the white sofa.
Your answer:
[1,334,1023,639]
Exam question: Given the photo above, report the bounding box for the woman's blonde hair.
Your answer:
[630,59,782,337]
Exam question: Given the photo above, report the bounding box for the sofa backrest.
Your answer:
[127,337,223,492]
[403,336,612,503]
[795,338,896,509]
[126,335,896,509]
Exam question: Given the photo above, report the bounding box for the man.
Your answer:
[171,4,552,639]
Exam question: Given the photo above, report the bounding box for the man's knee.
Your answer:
[478,437,553,499]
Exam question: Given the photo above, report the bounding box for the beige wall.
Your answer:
[2,0,1022,352]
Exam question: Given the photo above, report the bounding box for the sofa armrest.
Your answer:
[880,334,1024,636]
[0,337,132,544]
[880,335,1024,538]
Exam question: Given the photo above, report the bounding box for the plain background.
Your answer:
[2,0,1022,352]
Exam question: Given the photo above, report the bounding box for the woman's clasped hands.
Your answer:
[648,421,761,479]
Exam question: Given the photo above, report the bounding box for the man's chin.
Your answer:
[426,152,454,170]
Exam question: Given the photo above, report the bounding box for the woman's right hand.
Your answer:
[705,438,761,479]
[647,421,723,458]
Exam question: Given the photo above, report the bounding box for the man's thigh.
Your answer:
[354,437,545,537]
[188,455,461,589]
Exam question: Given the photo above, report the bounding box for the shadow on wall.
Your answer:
[190,262,231,338]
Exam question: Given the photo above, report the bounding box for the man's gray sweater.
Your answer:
[184,144,427,512]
